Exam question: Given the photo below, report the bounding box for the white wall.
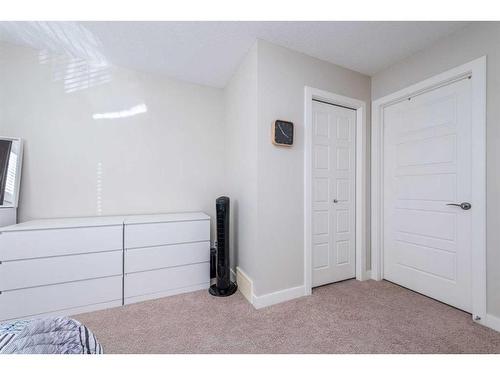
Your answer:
[253,40,371,296]
[223,43,259,277]
[0,40,370,302]
[0,42,225,232]
[371,22,500,319]
[223,40,371,298]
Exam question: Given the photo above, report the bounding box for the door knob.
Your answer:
[446,202,471,210]
[333,199,338,203]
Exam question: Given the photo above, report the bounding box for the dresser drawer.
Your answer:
[0,225,123,261]
[0,276,122,321]
[124,220,209,249]
[124,262,209,299]
[0,250,122,291]
[125,241,209,274]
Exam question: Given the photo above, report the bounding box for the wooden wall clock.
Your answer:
[272,120,294,147]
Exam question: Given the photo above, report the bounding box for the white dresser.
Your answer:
[123,213,210,304]
[0,212,211,322]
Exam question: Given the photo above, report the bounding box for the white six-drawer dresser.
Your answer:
[0,212,211,322]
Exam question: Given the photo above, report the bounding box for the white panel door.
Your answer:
[383,78,472,312]
[311,100,356,287]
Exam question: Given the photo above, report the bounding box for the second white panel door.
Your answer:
[383,78,473,312]
[311,100,356,287]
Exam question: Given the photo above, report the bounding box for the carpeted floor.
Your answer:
[74,279,500,353]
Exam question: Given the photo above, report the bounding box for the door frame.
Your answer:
[304,87,369,295]
[371,57,487,321]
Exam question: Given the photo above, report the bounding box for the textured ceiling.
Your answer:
[0,21,470,88]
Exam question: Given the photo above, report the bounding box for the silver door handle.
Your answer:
[446,202,471,210]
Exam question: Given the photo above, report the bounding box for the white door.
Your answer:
[311,100,356,287]
[383,78,472,312]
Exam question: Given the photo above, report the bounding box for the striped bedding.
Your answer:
[0,317,103,354]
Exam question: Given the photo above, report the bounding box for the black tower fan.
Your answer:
[209,196,237,296]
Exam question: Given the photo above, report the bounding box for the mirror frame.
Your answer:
[0,136,23,208]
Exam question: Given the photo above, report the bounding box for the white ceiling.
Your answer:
[0,21,470,88]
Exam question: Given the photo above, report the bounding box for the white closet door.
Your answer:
[311,100,356,287]
[383,78,472,312]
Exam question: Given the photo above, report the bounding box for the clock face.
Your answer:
[273,120,294,146]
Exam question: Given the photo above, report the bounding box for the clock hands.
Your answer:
[277,124,290,139]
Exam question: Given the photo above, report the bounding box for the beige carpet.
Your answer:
[74,279,500,353]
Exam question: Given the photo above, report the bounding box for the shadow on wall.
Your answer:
[232,199,239,275]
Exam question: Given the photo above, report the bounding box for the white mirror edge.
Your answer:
[0,136,23,209]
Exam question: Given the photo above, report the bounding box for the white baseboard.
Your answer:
[230,268,237,283]
[235,267,253,304]
[357,270,371,281]
[482,314,500,332]
[231,267,305,309]
[252,285,305,309]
